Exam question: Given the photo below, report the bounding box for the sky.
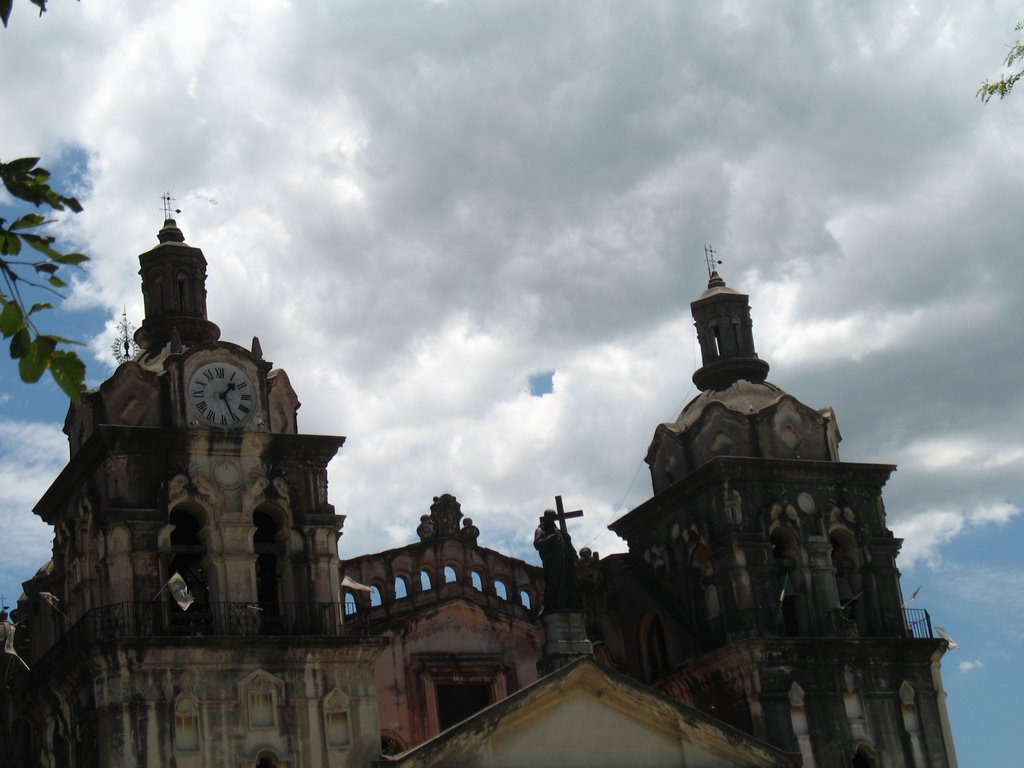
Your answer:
[1,0,1022,762]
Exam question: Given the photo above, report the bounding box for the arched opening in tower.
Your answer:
[167,506,210,634]
[830,529,861,629]
[771,528,801,637]
[254,508,283,630]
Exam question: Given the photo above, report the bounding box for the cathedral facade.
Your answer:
[0,222,956,767]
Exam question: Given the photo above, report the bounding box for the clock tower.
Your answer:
[8,219,386,768]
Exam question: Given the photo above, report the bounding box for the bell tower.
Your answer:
[134,217,221,351]
[603,269,959,768]
[690,270,770,390]
[7,219,387,768]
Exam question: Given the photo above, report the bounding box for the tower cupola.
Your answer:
[133,218,221,351]
[690,270,769,390]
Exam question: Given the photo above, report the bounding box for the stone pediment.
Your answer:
[380,657,798,768]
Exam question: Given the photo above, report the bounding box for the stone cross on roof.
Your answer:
[552,495,583,536]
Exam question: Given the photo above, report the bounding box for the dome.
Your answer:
[672,379,789,431]
[645,269,841,494]
[647,379,841,493]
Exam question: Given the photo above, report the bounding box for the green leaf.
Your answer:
[28,302,53,316]
[47,275,67,288]
[0,301,24,337]
[40,334,83,346]
[1,0,13,28]
[3,158,40,175]
[18,336,54,383]
[0,229,22,256]
[51,252,88,266]
[23,234,60,260]
[10,213,47,231]
[49,351,85,401]
[34,262,59,274]
[10,327,30,358]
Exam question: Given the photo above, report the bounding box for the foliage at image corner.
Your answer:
[0,157,88,400]
[0,0,49,29]
[1,0,89,400]
[979,20,1024,102]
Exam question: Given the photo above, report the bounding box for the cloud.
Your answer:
[1,1,1022,593]
[959,660,984,673]
[0,421,65,601]
[894,503,1021,570]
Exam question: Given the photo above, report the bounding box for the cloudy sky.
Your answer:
[1,0,1021,762]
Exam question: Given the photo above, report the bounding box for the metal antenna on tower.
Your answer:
[704,244,722,278]
[161,192,182,220]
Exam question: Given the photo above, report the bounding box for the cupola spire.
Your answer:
[690,269,769,390]
[133,215,220,351]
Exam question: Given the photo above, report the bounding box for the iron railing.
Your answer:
[901,608,933,639]
[31,601,350,679]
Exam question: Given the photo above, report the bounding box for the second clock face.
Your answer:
[188,362,256,427]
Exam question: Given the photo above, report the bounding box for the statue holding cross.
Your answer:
[533,496,583,616]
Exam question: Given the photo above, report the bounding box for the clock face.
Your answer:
[187,362,256,427]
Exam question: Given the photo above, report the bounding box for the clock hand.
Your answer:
[216,385,239,421]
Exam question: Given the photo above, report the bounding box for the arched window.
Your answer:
[519,590,532,609]
[443,565,458,584]
[256,752,279,768]
[369,586,382,607]
[420,570,433,591]
[177,272,189,311]
[772,527,800,636]
[152,276,165,313]
[253,509,282,618]
[395,576,408,599]
[493,580,508,601]
[690,543,719,622]
[641,613,669,682]
[174,695,200,752]
[851,744,877,768]
[831,529,860,622]
[343,592,357,615]
[471,571,483,591]
[168,507,209,631]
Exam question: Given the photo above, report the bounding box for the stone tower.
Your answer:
[602,271,958,768]
[5,220,385,767]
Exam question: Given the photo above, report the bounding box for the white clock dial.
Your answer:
[188,362,256,427]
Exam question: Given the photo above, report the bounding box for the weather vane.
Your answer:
[704,244,723,278]
[161,192,182,220]
[111,307,138,364]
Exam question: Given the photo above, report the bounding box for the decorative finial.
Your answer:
[704,244,723,279]
[111,307,138,364]
[251,336,263,358]
[161,192,182,221]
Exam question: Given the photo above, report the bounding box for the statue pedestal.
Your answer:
[538,612,593,676]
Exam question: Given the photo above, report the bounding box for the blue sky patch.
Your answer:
[527,370,554,397]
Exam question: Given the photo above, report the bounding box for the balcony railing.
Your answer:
[901,608,934,639]
[31,601,352,680]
